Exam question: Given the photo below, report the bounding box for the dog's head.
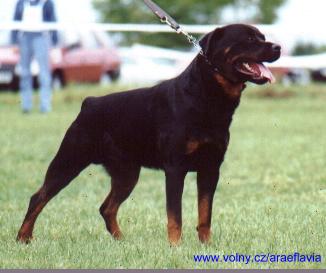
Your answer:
[199,24,281,85]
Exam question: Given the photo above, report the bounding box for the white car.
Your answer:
[119,44,193,84]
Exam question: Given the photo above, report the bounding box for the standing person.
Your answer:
[11,0,58,113]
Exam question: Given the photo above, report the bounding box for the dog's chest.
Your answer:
[182,106,232,155]
[184,121,230,155]
[185,131,229,155]
[185,137,211,154]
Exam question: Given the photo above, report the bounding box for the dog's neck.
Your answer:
[186,55,246,101]
[213,74,246,100]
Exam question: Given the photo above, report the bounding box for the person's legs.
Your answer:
[19,33,34,112]
[33,33,52,113]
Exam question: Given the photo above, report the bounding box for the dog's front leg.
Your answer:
[196,166,220,243]
[164,166,187,246]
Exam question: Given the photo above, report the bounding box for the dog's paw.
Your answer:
[197,227,211,244]
[112,230,124,241]
[16,234,33,244]
[169,238,182,247]
[168,228,182,246]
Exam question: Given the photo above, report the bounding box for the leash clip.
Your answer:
[144,0,219,72]
[161,16,181,33]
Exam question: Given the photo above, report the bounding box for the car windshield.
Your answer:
[0,31,10,46]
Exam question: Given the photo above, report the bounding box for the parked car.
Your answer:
[119,44,193,84]
[119,50,180,84]
[311,68,326,83]
[0,30,121,91]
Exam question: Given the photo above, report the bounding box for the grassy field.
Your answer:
[0,83,325,269]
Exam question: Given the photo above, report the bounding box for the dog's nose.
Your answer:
[272,44,281,52]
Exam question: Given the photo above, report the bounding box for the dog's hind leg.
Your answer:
[100,165,140,240]
[17,122,93,243]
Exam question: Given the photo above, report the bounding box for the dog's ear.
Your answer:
[199,27,225,56]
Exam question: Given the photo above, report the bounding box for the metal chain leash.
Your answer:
[160,16,204,56]
[145,0,219,73]
[182,29,220,73]
[160,17,219,73]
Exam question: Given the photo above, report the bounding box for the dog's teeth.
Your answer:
[244,63,251,70]
[245,64,254,72]
[245,64,253,71]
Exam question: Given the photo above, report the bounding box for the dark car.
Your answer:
[311,68,326,83]
[0,30,121,91]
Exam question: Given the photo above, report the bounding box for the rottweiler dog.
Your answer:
[17,24,281,245]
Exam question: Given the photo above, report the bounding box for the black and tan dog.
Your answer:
[17,24,281,245]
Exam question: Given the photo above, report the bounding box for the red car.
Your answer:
[0,30,121,90]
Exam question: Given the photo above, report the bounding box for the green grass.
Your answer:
[0,83,325,269]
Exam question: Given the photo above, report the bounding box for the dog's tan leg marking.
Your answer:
[101,191,123,240]
[100,168,140,240]
[167,209,182,246]
[197,194,212,243]
[17,186,54,243]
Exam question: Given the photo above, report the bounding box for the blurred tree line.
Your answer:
[93,0,285,48]
[292,43,326,56]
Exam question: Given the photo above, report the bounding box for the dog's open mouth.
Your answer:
[236,62,275,83]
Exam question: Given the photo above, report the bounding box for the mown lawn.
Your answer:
[0,84,325,269]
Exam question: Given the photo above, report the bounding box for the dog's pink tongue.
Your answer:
[257,63,275,83]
